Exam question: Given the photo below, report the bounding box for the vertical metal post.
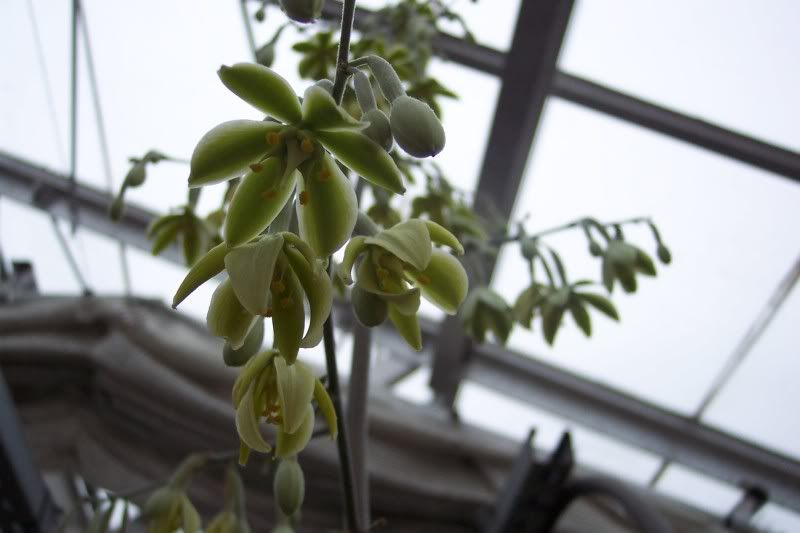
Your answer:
[347,324,373,531]
[430,0,575,406]
[68,0,80,233]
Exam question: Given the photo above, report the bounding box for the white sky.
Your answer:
[1,0,799,528]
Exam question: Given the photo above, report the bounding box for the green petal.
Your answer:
[301,85,365,131]
[207,278,258,349]
[275,404,314,458]
[283,245,332,348]
[541,302,565,346]
[315,129,405,194]
[337,236,369,284]
[356,259,420,315]
[297,154,358,257]
[413,250,468,314]
[577,292,619,321]
[232,350,276,408]
[635,249,657,276]
[235,382,272,453]
[224,317,265,367]
[601,257,615,293]
[181,495,201,533]
[218,63,302,124]
[271,262,305,363]
[424,220,464,255]
[225,158,297,246]
[274,357,315,434]
[351,283,388,327]
[366,219,431,271]
[224,234,285,316]
[182,217,210,266]
[388,304,422,351]
[512,284,545,328]
[313,378,338,439]
[188,120,281,187]
[147,213,183,239]
[173,241,228,308]
[150,218,182,256]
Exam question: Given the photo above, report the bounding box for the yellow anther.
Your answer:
[266,132,280,145]
[417,274,431,285]
[318,169,330,181]
[260,307,273,317]
[376,267,389,281]
[261,189,277,200]
[298,191,309,205]
[280,297,292,309]
[300,138,314,153]
[271,280,286,293]
[249,163,263,172]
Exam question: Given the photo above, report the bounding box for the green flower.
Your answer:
[206,464,251,533]
[338,219,467,350]
[292,31,337,80]
[232,351,336,460]
[142,455,205,533]
[601,239,657,293]
[187,64,405,255]
[173,231,332,362]
[146,206,218,265]
[460,287,514,345]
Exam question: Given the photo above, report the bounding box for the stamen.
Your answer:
[260,307,273,317]
[271,280,286,293]
[298,191,309,205]
[318,169,330,181]
[417,274,431,285]
[300,138,314,153]
[280,296,292,309]
[261,189,277,200]
[266,132,280,145]
[249,163,263,172]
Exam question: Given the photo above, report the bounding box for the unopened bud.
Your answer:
[125,161,147,187]
[656,244,672,264]
[278,0,322,23]
[390,96,445,158]
[363,109,393,152]
[273,459,305,518]
[589,241,603,257]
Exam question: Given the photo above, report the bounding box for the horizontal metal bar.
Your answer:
[0,151,182,264]
[3,151,800,513]
[551,72,800,182]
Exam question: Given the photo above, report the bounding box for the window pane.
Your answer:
[560,1,800,152]
[492,98,800,415]
[656,464,741,517]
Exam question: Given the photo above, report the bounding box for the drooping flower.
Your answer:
[601,239,657,293]
[338,219,467,350]
[460,287,514,345]
[205,464,252,533]
[233,351,336,461]
[142,454,205,533]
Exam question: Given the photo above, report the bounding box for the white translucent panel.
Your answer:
[0,0,70,171]
[393,365,434,405]
[68,227,127,295]
[656,465,741,517]
[754,503,800,533]
[492,98,800,415]
[69,0,255,215]
[354,0,520,51]
[560,1,800,152]
[0,199,80,295]
[703,282,800,459]
[125,246,217,324]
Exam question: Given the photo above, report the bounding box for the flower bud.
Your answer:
[589,241,603,257]
[363,109,393,152]
[278,0,323,23]
[125,161,146,187]
[254,7,266,22]
[256,42,276,67]
[110,192,125,221]
[390,96,445,158]
[351,284,388,327]
[314,79,334,94]
[273,459,305,518]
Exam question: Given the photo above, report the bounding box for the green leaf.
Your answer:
[388,303,422,351]
[366,219,432,271]
[150,218,182,256]
[315,129,405,194]
[541,302,565,345]
[224,157,297,246]
[314,378,337,439]
[224,234,285,316]
[569,300,592,337]
[235,382,272,453]
[173,241,228,308]
[188,120,281,187]
[207,278,258,349]
[275,404,315,458]
[217,63,302,124]
[283,245,332,348]
[301,85,364,131]
[296,154,358,257]
[577,292,619,321]
[413,250,468,314]
[274,357,316,435]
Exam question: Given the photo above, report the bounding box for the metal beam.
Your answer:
[3,152,800,513]
[430,0,575,406]
[551,72,800,182]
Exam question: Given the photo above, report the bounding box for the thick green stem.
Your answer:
[331,0,357,103]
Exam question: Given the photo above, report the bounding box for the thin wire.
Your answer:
[77,3,132,295]
[50,214,91,295]
[69,0,79,232]
[239,0,258,59]
[25,0,67,167]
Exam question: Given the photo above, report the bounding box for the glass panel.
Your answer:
[754,503,800,533]
[492,98,800,415]
[656,464,741,517]
[703,281,800,459]
[560,1,800,152]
